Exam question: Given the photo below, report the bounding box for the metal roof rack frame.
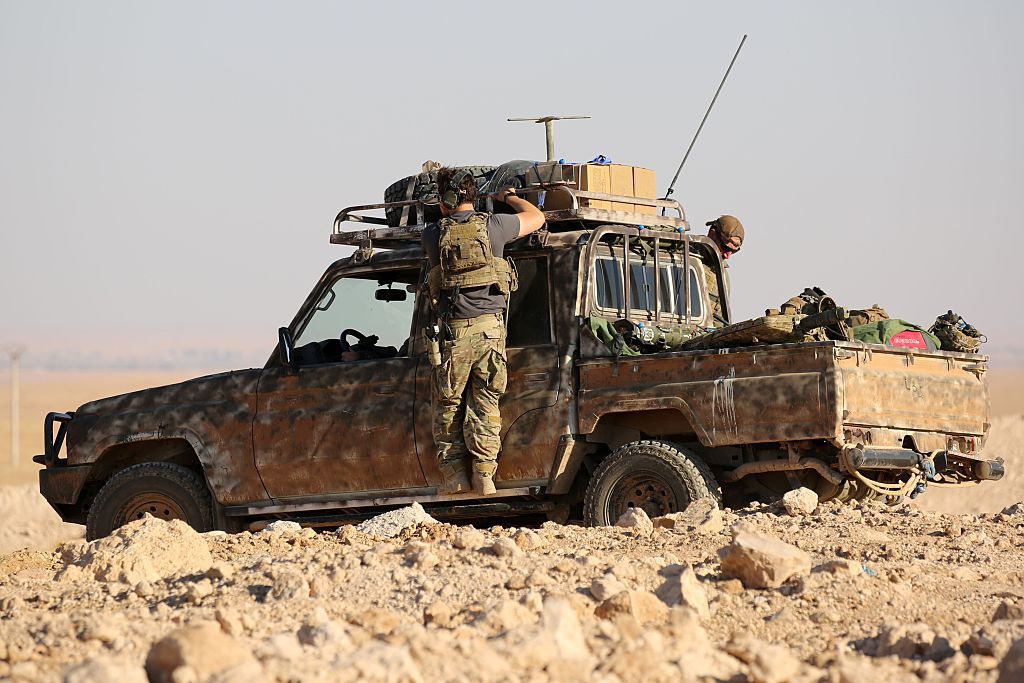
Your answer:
[331,184,689,252]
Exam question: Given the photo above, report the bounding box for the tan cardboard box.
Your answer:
[633,167,657,215]
[578,164,611,210]
[609,164,635,213]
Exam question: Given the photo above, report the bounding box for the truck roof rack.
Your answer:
[331,184,689,250]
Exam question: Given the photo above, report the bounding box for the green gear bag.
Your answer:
[851,319,941,350]
[584,317,641,357]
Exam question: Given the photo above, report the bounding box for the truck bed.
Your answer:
[576,341,988,451]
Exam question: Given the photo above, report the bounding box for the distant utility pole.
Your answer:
[6,347,24,467]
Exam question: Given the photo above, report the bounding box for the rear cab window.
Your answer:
[589,230,711,327]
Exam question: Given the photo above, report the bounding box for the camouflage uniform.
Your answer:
[431,313,507,479]
[703,215,743,328]
[704,264,730,328]
[422,210,519,485]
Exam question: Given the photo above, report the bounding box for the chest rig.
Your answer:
[427,212,517,305]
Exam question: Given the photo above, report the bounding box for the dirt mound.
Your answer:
[61,515,212,584]
[0,483,83,554]
[0,505,1024,681]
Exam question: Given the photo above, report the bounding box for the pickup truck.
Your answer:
[36,180,1002,538]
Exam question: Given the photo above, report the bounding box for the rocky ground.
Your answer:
[4,492,1024,682]
[1,414,1022,682]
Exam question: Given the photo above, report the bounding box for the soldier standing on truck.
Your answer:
[704,215,744,327]
[422,168,546,495]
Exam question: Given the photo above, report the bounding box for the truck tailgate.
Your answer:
[835,343,987,436]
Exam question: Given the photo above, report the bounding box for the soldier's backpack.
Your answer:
[427,213,517,301]
[929,310,985,353]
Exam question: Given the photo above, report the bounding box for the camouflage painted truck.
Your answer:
[36,178,1002,539]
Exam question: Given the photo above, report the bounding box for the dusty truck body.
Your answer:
[36,183,1001,537]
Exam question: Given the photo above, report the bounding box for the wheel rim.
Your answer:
[607,471,680,521]
[121,493,187,524]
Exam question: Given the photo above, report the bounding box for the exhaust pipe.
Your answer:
[974,460,1004,481]
[847,447,922,470]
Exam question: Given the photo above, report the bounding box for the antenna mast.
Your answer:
[665,34,747,198]
[508,115,591,161]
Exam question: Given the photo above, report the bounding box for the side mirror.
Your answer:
[375,288,407,302]
[278,327,297,372]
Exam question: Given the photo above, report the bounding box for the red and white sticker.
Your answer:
[888,330,929,350]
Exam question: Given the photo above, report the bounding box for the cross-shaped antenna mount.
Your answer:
[507,115,591,162]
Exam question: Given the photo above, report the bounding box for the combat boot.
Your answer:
[439,466,471,495]
[472,471,497,496]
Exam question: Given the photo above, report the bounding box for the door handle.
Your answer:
[376,385,396,395]
[524,372,550,383]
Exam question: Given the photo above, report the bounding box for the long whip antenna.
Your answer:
[664,34,747,198]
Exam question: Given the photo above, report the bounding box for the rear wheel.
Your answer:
[583,440,721,526]
[86,462,213,540]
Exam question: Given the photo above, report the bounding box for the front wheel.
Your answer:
[86,462,214,540]
[583,440,722,526]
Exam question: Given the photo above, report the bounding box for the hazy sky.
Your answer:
[2,1,1023,369]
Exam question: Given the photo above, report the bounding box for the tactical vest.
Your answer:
[427,213,517,302]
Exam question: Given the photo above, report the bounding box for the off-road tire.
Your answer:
[583,440,722,526]
[383,165,496,227]
[86,462,214,540]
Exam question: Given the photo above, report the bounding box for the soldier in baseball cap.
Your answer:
[702,215,745,328]
[706,215,744,260]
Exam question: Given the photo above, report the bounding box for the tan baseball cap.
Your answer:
[706,215,745,243]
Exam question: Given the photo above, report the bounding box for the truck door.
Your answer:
[254,267,426,499]
[412,254,562,487]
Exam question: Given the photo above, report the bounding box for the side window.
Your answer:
[594,255,625,317]
[659,251,706,323]
[591,244,705,323]
[294,270,417,357]
[507,257,553,347]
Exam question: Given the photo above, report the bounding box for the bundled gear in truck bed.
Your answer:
[586,284,989,357]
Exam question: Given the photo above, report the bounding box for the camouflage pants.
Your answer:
[431,313,507,478]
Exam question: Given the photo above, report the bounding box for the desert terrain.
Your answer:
[0,367,1021,681]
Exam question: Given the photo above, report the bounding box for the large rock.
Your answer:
[297,607,351,649]
[512,597,593,673]
[999,637,1024,683]
[993,599,1024,622]
[655,565,710,618]
[615,508,654,536]
[718,527,811,589]
[590,573,626,602]
[782,487,818,516]
[355,503,438,539]
[595,590,669,625]
[872,623,954,661]
[64,516,212,584]
[145,621,263,683]
[653,498,724,534]
[726,634,803,683]
[64,657,147,683]
[453,527,486,550]
[479,599,534,634]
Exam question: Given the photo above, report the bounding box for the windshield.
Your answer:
[295,270,417,350]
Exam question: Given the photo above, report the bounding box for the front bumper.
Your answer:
[34,411,90,510]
